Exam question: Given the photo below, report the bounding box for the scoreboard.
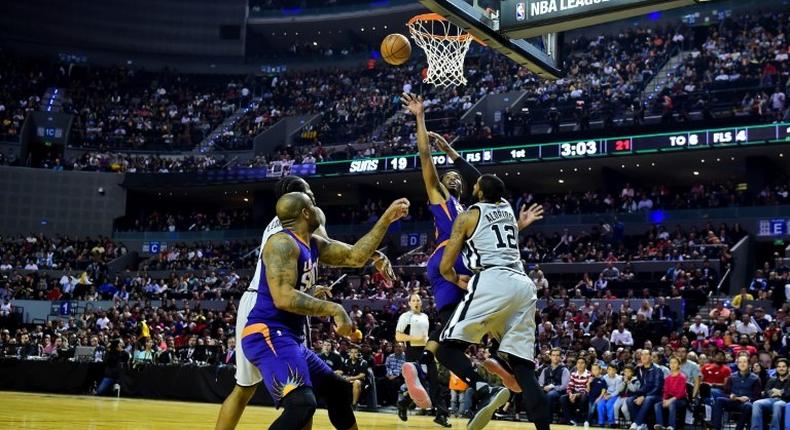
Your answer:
[499,0,708,39]
[312,123,790,176]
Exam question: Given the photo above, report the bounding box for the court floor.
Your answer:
[0,391,560,429]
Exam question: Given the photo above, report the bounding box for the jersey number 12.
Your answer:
[491,224,517,249]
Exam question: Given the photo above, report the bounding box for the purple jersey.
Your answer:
[429,195,465,244]
[427,195,472,311]
[246,229,318,337]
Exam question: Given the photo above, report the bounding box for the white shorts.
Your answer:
[440,267,537,362]
[235,290,262,387]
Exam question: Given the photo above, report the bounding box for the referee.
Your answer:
[395,294,432,422]
[396,294,430,361]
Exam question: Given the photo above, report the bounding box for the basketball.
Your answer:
[381,33,411,65]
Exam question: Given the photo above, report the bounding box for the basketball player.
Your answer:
[215,176,395,430]
[395,293,430,421]
[437,174,550,430]
[400,93,542,425]
[240,191,409,430]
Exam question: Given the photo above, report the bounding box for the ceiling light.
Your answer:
[558,179,565,184]
[243,197,249,202]
[693,171,700,176]
[337,193,342,197]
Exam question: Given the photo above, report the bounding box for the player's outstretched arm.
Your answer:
[402,92,446,204]
[264,233,347,319]
[314,198,410,268]
[429,131,481,190]
[316,206,394,280]
[440,208,480,288]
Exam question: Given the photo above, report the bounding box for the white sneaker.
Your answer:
[629,424,638,430]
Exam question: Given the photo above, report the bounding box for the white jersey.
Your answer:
[248,217,283,291]
[463,199,523,272]
[396,311,430,347]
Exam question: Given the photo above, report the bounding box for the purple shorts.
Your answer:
[426,246,472,312]
[242,323,333,404]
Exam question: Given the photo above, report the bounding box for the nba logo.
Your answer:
[516,2,526,21]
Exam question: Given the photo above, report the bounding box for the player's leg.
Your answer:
[216,291,262,430]
[498,272,551,430]
[215,385,257,430]
[242,326,316,430]
[307,347,358,430]
[438,271,511,430]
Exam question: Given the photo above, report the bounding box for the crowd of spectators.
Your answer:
[65,66,250,151]
[670,10,790,95]
[116,209,253,232]
[0,234,124,273]
[138,241,258,272]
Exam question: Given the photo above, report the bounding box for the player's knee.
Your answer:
[278,387,317,429]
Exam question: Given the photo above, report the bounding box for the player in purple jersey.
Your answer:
[243,192,409,430]
[215,176,394,430]
[400,93,545,426]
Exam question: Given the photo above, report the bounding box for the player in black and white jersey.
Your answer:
[214,175,394,430]
[437,174,551,430]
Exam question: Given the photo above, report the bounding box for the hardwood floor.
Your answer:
[0,391,560,429]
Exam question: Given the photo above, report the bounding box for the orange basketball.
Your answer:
[381,33,412,66]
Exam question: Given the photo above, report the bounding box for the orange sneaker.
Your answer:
[483,358,522,393]
[402,362,432,409]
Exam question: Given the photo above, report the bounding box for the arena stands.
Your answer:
[116,208,253,232]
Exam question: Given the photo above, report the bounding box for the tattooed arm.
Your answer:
[440,208,479,288]
[314,198,410,268]
[264,233,345,318]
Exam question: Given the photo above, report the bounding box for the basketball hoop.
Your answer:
[407,13,475,87]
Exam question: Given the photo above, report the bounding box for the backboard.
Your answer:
[420,0,716,80]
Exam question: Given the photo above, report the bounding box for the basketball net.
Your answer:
[407,14,474,87]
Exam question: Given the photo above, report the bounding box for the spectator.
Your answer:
[611,323,634,347]
[597,363,625,427]
[379,343,406,406]
[711,355,762,430]
[539,347,571,417]
[702,349,732,400]
[677,346,701,398]
[617,364,640,423]
[654,356,688,430]
[587,363,607,425]
[627,349,664,430]
[561,357,591,425]
[342,346,368,408]
[318,340,344,373]
[750,357,789,430]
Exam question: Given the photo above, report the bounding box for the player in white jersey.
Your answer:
[215,176,394,430]
[436,174,551,430]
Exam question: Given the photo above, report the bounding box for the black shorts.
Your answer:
[405,345,425,362]
[429,306,457,343]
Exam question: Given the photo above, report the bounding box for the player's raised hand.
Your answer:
[518,203,544,230]
[333,307,354,338]
[428,131,451,153]
[401,92,424,116]
[382,198,410,223]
